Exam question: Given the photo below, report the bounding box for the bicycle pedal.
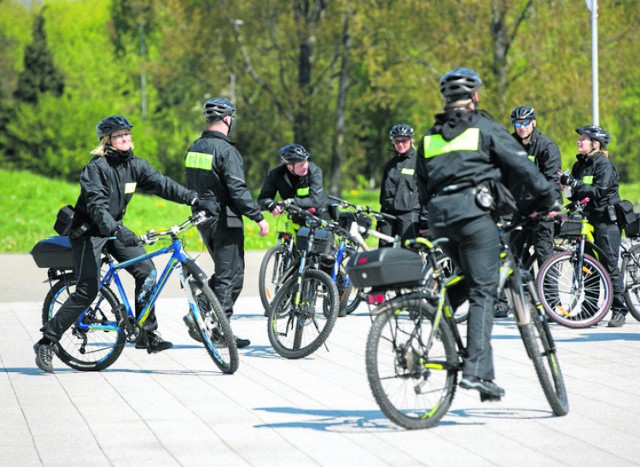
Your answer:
[480,393,502,403]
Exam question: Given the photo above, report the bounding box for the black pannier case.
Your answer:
[31,236,75,269]
[346,248,424,289]
[296,227,334,255]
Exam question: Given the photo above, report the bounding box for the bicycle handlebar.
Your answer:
[328,195,397,222]
[139,211,209,245]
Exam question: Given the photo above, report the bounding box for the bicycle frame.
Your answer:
[76,227,207,336]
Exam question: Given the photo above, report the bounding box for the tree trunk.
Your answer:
[330,8,351,197]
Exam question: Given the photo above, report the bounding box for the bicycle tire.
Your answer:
[267,269,339,359]
[258,244,294,312]
[42,280,126,371]
[537,252,612,328]
[511,286,569,416]
[366,295,459,429]
[188,280,239,374]
[622,243,640,322]
[344,285,363,315]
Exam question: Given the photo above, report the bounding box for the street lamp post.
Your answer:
[586,0,599,125]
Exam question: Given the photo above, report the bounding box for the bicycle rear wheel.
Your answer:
[366,295,459,430]
[537,252,612,328]
[622,243,640,322]
[188,280,238,374]
[267,269,339,359]
[259,244,294,312]
[511,285,569,415]
[42,280,126,371]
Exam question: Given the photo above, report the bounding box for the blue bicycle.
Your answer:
[40,212,239,374]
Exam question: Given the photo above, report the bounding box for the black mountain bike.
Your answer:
[353,216,569,429]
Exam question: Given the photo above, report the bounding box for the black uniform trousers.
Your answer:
[592,221,626,311]
[433,215,501,381]
[377,211,419,247]
[197,216,245,317]
[509,219,555,268]
[41,234,156,343]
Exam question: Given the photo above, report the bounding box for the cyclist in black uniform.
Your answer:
[378,123,420,247]
[508,105,562,267]
[258,144,329,222]
[415,68,560,399]
[561,124,628,328]
[33,116,216,373]
[183,97,270,348]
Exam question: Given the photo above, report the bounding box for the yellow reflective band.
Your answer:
[528,155,535,162]
[422,128,480,158]
[401,168,415,175]
[185,152,214,170]
[296,187,310,197]
[582,175,593,185]
[124,182,137,194]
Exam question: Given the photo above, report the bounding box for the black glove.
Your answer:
[192,197,220,218]
[559,172,578,189]
[115,226,141,247]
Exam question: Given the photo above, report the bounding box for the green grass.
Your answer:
[0,169,382,253]
[6,168,639,253]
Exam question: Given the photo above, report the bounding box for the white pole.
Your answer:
[590,0,599,125]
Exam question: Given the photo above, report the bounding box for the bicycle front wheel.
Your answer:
[511,286,569,416]
[537,252,612,328]
[366,295,459,430]
[622,243,640,322]
[259,244,294,312]
[188,280,239,374]
[267,269,339,359]
[42,280,126,371]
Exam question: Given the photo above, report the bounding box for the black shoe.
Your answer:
[33,341,55,373]
[236,337,251,349]
[607,310,626,328]
[494,305,509,318]
[459,375,505,398]
[183,313,203,343]
[136,332,173,353]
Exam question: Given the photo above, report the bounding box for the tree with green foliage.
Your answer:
[13,8,64,104]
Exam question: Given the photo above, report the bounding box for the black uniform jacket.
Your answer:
[569,151,621,223]
[508,128,562,213]
[257,162,329,212]
[415,109,556,228]
[379,147,420,214]
[184,130,264,224]
[74,149,196,236]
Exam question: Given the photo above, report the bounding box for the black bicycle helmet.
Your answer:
[439,67,482,103]
[203,97,236,121]
[575,124,611,148]
[510,105,536,122]
[96,115,133,140]
[389,123,414,140]
[279,144,310,164]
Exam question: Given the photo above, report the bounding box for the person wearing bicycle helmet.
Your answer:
[183,97,269,348]
[33,115,217,373]
[561,124,627,327]
[258,143,329,221]
[378,123,420,247]
[415,68,560,399]
[507,106,562,266]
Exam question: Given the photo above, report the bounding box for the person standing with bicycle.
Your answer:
[508,106,562,267]
[560,125,628,328]
[33,115,217,373]
[258,144,329,223]
[415,68,560,399]
[378,123,421,247]
[183,97,270,348]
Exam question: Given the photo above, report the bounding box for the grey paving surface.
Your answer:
[1,252,640,466]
